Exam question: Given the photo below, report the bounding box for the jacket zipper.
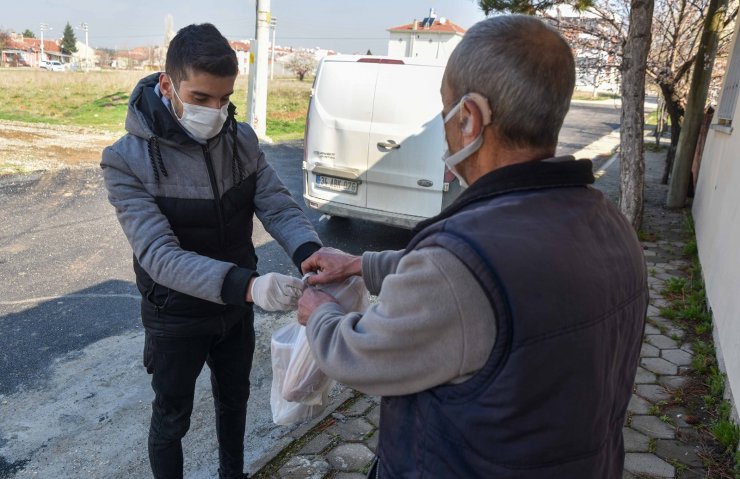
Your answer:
[202,143,226,249]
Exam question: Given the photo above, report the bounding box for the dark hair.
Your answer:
[446,15,575,151]
[165,23,238,86]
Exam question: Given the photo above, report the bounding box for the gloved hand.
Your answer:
[249,273,305,311]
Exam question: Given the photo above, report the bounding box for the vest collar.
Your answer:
[413,156,594,234]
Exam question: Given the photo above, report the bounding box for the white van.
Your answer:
[302,55,461,229]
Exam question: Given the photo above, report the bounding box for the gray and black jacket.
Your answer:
[101,73,321,335]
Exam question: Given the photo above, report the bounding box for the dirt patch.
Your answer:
[0,120,120,173]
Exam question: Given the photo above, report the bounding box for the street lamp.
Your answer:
[39,23,51,67]
[77,22,89,71]
[270,17,277,80]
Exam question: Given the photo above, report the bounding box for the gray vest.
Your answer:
[377,159,647,478]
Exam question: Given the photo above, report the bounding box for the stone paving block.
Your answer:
[624,453,675,478]
[646,305,661,317]
[277,455,331,479]
[680,343,693,355]
[628,394,652,414]
[656,272,678,281]
[622,471,637,479]
[367,430,378,453]
[641,357,679,376]
[326,443,375,472]
[677,470,706,479]
[331,417,374,441]
[647,334,679,350]
[655,439,703,468]
[666,328,685,340]
[662,408,691,429]
[298,432,334,455]
[641,342,660,358]
[631,415,676,439]
[659,375,689,390]
[651,298,670,308]
[344,397,374,417]
[643,249,657,257]
[648,317,674,328]
[662,349,692,367]
[334,473,367,479]
[644,323,661,335]
[366,404,380,428]
[623,427,651,452]
[635,366,657,384]
[636,384,671,403]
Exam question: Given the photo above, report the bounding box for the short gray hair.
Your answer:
[445,15,575,150]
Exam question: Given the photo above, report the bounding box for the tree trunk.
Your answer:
[619,0,655,231]
[658,82,684,184]
[666,0,728,207]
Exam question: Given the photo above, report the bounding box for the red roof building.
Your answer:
[387,9,466,60]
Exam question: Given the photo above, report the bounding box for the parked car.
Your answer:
[303,55,461,229]
[41,61,65,72]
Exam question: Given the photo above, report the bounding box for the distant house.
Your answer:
[387,8,465,60]
[0,34,70,67]
[546,6,621,95]
[72,41,100,70]
[229,40,251,75]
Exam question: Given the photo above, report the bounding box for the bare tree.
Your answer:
[667,0,730,206]
[286,51,316,81]
[619,0,654,230]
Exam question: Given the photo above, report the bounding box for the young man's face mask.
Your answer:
[169,76,229,141]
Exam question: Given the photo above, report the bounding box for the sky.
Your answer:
[2,0,488,54]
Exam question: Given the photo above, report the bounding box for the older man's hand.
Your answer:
[300,247,362,286]
[298,287,337,325]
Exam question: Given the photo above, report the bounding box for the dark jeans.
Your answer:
[143,314,255,479]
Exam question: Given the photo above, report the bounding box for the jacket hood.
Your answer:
[125,72,237,145]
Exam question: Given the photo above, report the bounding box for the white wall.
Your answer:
[692,19,740,417]
[387,32,461,60]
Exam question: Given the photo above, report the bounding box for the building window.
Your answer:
[717,38,740,126]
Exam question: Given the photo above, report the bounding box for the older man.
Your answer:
[299,15,647,478]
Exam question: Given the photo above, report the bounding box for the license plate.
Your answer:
[315,175,358,194]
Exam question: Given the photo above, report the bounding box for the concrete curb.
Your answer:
[248,387,356,474]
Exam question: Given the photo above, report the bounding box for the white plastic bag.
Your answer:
[270,323,333,425]
[269,275,370,425]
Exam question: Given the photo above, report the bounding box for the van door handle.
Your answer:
[377,140,401,150]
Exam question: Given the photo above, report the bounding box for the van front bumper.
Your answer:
[303,194,425,230]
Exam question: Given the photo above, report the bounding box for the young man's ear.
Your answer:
[159,73,173,100]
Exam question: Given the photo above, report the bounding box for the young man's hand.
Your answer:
[301,247,361,286]
[247,273,304,311]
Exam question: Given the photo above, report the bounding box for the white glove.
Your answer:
[249,273,305,311]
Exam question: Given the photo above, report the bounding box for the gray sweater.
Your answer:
[305,248,496,396]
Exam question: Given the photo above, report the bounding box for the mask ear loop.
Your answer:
[167,74,186,121]
[463,92,493,127]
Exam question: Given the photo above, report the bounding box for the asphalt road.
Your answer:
[0,100,622,478]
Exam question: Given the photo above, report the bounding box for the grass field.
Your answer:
[0,69,312,141]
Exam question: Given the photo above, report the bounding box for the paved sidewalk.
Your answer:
[251,146,703,479]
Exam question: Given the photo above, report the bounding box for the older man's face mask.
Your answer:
[441,93,492,188]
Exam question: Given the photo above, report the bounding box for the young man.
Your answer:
[101,23,321,479]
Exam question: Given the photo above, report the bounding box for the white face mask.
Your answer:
[442,93,491,188]
[170,79,229,142]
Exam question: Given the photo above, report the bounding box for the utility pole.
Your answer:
[78,22,89,71]
[270,17,277,80]
[247,0,271,140]
[40,23,51,67]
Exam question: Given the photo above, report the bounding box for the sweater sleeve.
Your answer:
[360,249,405,295]
[252,148,322,269]
[101,145,251,306]
[305,246,497,396]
